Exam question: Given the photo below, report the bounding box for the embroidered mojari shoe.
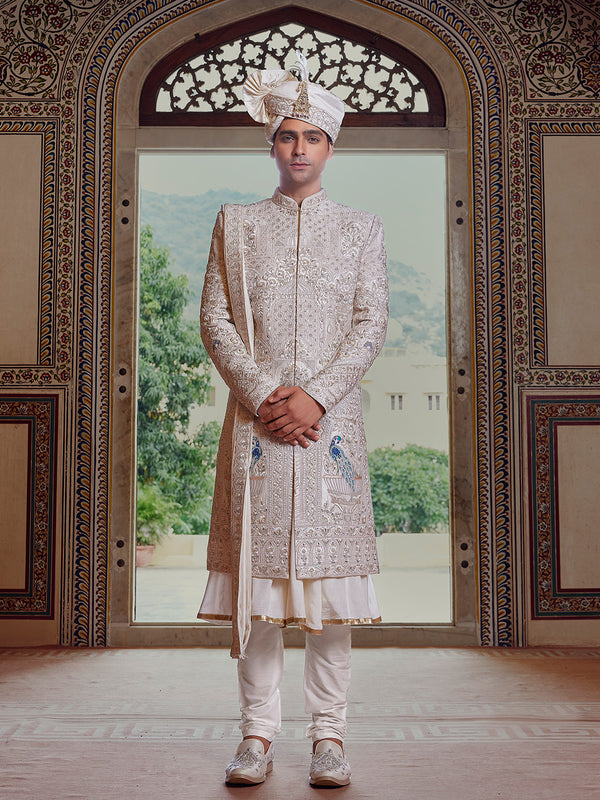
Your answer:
[225,738,274,785]
[309,740,351,787]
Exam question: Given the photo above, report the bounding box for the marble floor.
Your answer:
[2,646,600,799]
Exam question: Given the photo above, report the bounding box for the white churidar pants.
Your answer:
[238,620,352,742]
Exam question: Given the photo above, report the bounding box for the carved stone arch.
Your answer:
[68,0,511,647]
[138,7,446,128]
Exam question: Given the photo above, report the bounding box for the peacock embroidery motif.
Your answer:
[328,435,355,492]
[250,435,262,475]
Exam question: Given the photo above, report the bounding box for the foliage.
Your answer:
[141,189,261,319]
[137,225,219,542]
[368,444,449,533]
[136,483,182,546]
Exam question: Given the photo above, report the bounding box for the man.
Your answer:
[198,56,388,787]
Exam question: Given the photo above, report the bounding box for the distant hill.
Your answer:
[385,260,446,357]
[140,189,446,357]
[140,188,263,314]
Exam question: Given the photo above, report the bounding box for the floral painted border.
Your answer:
[484,0,600,99]
[0,394,58,618]
[0,0,122,387]
[0,0,106,98]
[0,101,74,385]
[400,0,519,645]
[528,394,600,617]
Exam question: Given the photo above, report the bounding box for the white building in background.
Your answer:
[191,347,449,454]
[361,347,448,452]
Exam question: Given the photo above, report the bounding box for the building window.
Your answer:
[207,386,216,407]
[390,394,403,411]
[427,394,442,411]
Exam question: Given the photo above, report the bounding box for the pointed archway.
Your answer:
[109,3,477,646]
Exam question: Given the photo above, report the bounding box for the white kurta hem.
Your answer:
[199,519,380,632]
[198,571,381,632]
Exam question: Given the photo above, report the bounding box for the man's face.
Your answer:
[270,118,333,198]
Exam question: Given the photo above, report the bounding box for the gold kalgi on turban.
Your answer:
[242,51,345,144]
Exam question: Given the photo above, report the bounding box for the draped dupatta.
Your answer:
[223,204,256,659]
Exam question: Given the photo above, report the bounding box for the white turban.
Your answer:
[242,60,345,145]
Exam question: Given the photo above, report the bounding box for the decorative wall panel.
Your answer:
[0,421,29,587]
[528,124,600,367]
[544,134,600,366]
[0,121,57,370]
[528,395,600,618]
[0,395,58,619]
[0,133,40,364]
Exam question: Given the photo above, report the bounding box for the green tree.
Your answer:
[136,483,182,546]
[368,444,449,533]
[137,224,220,540]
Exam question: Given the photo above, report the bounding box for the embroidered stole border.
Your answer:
[223,204,256,659]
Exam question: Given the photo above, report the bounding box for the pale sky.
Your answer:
[139,152,446,279]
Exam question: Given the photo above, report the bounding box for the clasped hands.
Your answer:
[257,386,325,448]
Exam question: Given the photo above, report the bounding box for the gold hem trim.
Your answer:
[198,612,382,631]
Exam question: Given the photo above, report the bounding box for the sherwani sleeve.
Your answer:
[200,210,279,415]
[302,214,388,412]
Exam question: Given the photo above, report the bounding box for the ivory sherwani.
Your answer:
[200,188,388,652]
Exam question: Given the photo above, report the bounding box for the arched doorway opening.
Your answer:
[110,4,476,646]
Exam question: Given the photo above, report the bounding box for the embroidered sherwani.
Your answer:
[198,188,388,656]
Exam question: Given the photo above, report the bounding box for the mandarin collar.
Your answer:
[271,187,327,213]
